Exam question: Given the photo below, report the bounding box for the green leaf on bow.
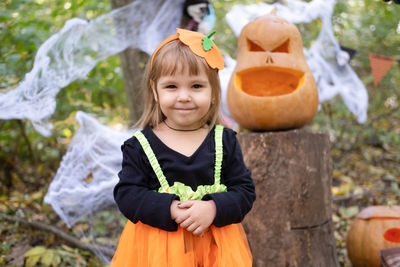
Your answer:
[202,30,216,51]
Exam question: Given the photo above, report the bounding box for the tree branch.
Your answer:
[16,120,36,164]
[0,120,5,131]
[0,213,115,258]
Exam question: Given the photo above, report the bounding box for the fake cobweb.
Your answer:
[0,0,369,256]
[45,111,132,227]
[0,0,185,136]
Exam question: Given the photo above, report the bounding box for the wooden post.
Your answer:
[237,129,339,267]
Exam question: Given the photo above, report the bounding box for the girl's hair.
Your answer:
[135,39,225,129]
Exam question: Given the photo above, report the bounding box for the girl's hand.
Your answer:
[174,200,216,236]
[170,200,187,220]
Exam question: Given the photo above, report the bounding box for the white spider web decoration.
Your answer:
[44,111,132,227]
[0,0,184,136]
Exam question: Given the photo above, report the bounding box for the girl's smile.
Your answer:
[154,67,212,130]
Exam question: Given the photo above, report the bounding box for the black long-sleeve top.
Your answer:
[113,125,256,231]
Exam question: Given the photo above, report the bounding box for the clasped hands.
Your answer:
[170,199,216,236]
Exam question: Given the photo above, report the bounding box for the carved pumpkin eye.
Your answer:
[247,38,265,52]
[271,39,290,53]
[247,38,290,53]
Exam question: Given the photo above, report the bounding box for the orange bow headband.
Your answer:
[150,28,224,71]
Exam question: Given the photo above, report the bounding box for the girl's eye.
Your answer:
[166,85,177,89]
[192,84,202,89]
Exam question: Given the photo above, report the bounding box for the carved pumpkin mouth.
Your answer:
[383,228,400,243]
[235,67,305,97]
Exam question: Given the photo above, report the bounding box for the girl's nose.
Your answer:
[177,89,191,102]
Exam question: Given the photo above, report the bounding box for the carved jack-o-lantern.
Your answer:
[227,14,318,130]
[346,206,400,267]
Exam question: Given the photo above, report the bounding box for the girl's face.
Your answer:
[153,66,212,130]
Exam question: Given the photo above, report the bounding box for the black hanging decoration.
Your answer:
[336,45,358,69]
[382,0,400,4]
[340,46,358,61]
[182,0,210,31]
[183,0,210,19]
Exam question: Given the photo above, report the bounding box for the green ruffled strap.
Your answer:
[214,125,223,185]
[133,131,169,192]
[132,125,227,200]
[168,181,227,201]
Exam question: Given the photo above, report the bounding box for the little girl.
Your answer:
[111,28,256,267]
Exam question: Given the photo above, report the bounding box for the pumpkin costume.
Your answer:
[112,30,254,266]
[112,126,254,266]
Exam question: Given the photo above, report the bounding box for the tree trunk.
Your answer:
[110,0,151,124]
[116,47,148,124]
[237,129,339,267]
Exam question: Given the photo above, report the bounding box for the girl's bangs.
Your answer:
[157,42,208,77]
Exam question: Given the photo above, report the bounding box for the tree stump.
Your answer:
[237,129,339,267]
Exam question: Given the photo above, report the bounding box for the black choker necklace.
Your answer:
[163,121,204,132]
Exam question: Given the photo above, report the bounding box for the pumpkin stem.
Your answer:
[207,30,216,39]
[270,7,278,15]
[202,30,216,51]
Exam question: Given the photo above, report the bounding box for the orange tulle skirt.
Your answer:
[110,220,252,267]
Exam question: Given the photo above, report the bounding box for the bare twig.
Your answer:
[0,120,5,131]
[332,192,368,202]
[332,186,398,203]
[16,120,36,164]
[0,213,115,258]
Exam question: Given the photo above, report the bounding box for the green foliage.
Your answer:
[333,0,400,91]
[0,0,111,89]
[0,0,129,167]
[1,1,125,264]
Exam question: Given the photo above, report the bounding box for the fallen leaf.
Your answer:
[5,241,31,266]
